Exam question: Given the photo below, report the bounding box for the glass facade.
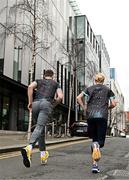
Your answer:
[0,96,10,130]
[75,16,85,39]
[0,75,28,131]
[17,101,28,131]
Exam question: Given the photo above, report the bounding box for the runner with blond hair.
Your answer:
[77,72,117,173]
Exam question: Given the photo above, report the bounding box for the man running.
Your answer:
[21,69,63,168]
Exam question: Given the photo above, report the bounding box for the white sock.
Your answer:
[27,144,33,150]
[40,151,46,157]
[92,142,100,149]
[93,161,97,165]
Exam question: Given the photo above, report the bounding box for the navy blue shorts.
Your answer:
[87,118,107,148]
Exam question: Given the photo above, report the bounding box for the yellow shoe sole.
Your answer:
[92,148,101,161]
[21,148,31,168]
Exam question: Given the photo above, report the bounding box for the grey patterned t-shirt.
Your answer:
[83,84,115,120]
[34,79,60,102]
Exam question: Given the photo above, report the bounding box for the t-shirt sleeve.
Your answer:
[56,82,61,89]
[35,79,41,88]
[82,88,89,102]
[108,89,115,100]
[82,88,89,96]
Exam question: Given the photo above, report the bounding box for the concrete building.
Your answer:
[110,68,125,136]
[125,111,129,135]
[75,15,99,88]
[96,35,110,85]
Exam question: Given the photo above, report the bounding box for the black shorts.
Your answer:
[87,118,107,148]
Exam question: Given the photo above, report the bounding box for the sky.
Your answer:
[76,0,129,110]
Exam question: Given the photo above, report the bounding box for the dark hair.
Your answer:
[44,69,54,77]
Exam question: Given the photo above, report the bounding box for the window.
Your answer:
[87,21,89,37]
[0,96,10,130]
[69,16,72,31]
[75,16,85,39]
[93,35,95,49]
[90,28,92,43]
[67,27,69,52]
[0,58,4,74]
[17,101,28,131]
[13,46,23,82]
[96,41,98,54]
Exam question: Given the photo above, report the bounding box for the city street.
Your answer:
[0,137,129,179]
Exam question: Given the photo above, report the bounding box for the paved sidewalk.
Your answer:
[0,130,87,153]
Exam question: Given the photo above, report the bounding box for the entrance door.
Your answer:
[0,96,10,130]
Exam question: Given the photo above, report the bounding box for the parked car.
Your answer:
[120,132,126,138]
[70,121,88,137]
[126,134,129,138]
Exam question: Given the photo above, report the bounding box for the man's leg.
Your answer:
[21,101,40,168]
[38,127,49,165]
[97,118,107,148]
[32,100,52,165]
[88,119,101,173]
[29,100,52,147]
[92,118,107,173]
[21,100,51,167]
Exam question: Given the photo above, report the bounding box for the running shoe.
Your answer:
[21,145,32,168]
[41,151,49,165]
[92,142,101,161]
[92,164,100,173]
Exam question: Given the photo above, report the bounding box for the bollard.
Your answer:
[52,121,55,138]
[45,126,47,138]
[64,123,67,136]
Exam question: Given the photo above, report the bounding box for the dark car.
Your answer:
[70,121,88,137]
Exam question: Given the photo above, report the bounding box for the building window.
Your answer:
[0,96,10,130]
[93,35,95,49]
[90,28,92,44]
[75,16,85,39]
[96,41,98,54]
[67,27,69,52]
[87,21,89,37]
[13,46,23,82]
[69,16,72,31]
[17,101,28,131]
[0,58,4,74]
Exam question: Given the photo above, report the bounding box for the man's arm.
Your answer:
[108,97,117,109]
[27,81,37,111]
[77,92,87,111]
[108,89,117,109]
[53,88,63,107]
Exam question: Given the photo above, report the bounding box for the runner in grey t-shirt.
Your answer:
[21,70,63,168]
[77,73,117,173]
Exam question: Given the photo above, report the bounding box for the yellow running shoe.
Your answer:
[21,145,32,168]
[92,144,101,161]
[41,151,49,165]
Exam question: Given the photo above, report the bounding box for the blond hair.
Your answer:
[95,73,105,83]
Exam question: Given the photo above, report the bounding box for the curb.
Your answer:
[0,137,88,153]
